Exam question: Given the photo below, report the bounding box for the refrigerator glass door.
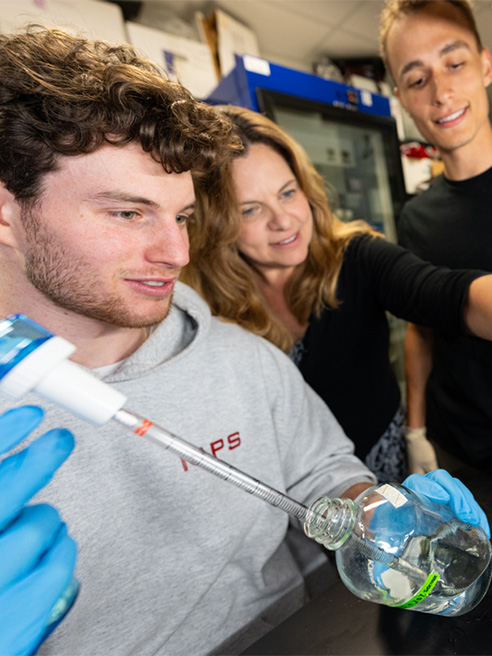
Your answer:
[257,90,405,242]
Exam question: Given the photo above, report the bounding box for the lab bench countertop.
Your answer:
[242,569,492,655]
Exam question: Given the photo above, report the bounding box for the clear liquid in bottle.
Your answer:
[305,483,492,616]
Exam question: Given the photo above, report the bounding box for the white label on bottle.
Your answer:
[376,484,408,508]
[381,568,413,599]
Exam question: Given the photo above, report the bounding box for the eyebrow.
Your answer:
[400,40,471,77]
[89,192,159,207]
[279,178,297,192]
[239,178,297,205]
[87,192,195,212]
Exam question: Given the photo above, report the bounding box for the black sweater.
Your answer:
[398,169,492,467]
[297,235,479,460]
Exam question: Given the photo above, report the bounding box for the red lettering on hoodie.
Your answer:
[181,431,241,471]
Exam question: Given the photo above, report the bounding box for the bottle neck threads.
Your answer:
[304,496,357,550]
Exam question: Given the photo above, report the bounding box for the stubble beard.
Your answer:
[425,113,488,156]
[22,209,171,329]
[435,132,476,155]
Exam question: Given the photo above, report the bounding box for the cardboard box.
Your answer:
[126,21,218,100]
[200,9,260,78]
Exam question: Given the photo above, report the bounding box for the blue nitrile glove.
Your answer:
[403,469,490,538]
[0,406,77,656]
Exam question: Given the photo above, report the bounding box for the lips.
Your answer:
[272,233,299,246]
[435,107,467,124]
[125,278,177,296]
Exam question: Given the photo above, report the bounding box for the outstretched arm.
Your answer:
[465,274,492,339]
[404,323,438,475]
[405,323,432,429]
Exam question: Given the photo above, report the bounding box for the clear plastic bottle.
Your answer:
[304,482,492,616]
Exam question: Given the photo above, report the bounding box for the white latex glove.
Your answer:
[404,426,439,475]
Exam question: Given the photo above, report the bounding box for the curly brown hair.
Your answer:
[183,106,379,353]
[0,25,240,203]
[379,0,482,78]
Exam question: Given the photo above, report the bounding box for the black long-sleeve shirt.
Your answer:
[297,235,480,460]
[398,170,492,467]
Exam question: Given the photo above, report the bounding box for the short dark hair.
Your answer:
[379,0,482,78]
[0,25,239,202]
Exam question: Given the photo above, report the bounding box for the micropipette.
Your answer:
[110,411,426,579]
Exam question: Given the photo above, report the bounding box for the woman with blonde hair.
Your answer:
[184,106,486,483]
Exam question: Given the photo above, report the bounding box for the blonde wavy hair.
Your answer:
[183,106,379,353]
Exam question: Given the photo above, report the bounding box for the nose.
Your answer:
[145,220,190,268]
[431,70,453,106]
[268,204,292,230]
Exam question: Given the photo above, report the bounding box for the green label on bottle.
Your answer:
[397,573,440,609]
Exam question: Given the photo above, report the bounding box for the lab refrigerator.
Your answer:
[207,55,407,241]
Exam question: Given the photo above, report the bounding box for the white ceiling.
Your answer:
[213,0,387,66]
[138,0,492,74]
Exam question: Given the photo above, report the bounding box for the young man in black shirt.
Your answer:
[380,0,492,475]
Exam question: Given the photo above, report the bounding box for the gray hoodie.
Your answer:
[4,283,375,655]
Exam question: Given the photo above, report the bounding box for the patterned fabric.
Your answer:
[364,403,407,483]
[289,339,306,366]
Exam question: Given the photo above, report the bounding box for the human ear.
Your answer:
[481,48,492,89]
[0,183,23,248]
[394,86,412,117]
